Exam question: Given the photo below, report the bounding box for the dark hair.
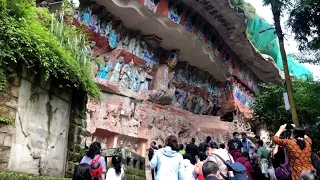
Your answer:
[158,145,163,148]
[257,140,264,147]
[293,125,306,150]
[202,161,219,178]
[112,155,122,176]
[191,137,196,144]
[73,163,92,180]
[209,142,218,149]
[165,135,179,151]
[229,143,236,151]
[199,152,207,161]
[179,144,184,151]
[219,143,225,149]
[87,142,101,159]
[152,141,156,146]
[206,136,212,143]
[255,136,260,140]
[242,152,249,158]
[233,132,238,136]
[184,153,192,161]
[241,132,247,136]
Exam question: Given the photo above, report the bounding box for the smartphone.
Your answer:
[286,124,294,130]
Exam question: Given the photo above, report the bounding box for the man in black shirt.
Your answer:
[148,141,158,180]
[186,137,199,165]
[227,132,243,152]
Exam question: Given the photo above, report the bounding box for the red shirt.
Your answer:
[197,174,205,180]
[236,157,253,180]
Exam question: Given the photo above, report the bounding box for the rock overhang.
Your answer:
[179,0,283,82]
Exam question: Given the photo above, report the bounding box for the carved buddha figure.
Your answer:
[198,20,207,42]
[214,39,222,57]
[207,30,216,50]
[222,50,230,66]
[109,23,122,49]
[109,56,124,84]
[194,93,204,115]
[168,0,183,24]
[96,55,111,80]
[122,32,131,49]
[144,0,161,12]
[81,7,92,25]
[167,50,179,71]
[119,60,134,89]
[184,10,197,32]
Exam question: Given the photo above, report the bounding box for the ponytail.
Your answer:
[112,155,122,176]
[293,125,307,150]
[296,137,306,150]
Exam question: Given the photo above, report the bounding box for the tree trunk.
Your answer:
[271,5,299,125]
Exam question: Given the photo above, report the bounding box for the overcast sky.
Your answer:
[244,0,320,80]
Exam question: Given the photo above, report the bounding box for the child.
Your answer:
[106,155,124,180]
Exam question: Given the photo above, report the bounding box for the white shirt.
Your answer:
[207,149,234,177]
[106,167,124,180]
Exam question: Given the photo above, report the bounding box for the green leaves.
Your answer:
[0,0,100,99]
[251,79,320,153]
[0,172,70,180]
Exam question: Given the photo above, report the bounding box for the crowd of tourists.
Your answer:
[71,124,320,180]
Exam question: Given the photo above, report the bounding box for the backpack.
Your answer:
[275,148,291,180]
[212,153,248,180]
[90,155,103,179]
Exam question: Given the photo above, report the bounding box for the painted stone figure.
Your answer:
[207,30,216,50]
[194,94,204,115]
[109,25,121,49]
[89,13,100,33]
[222,50,230,66]
[109,57,124,84]
[190,93,199,113]
[198,20,208,42]
[119,60,134,89]
[168,0,183,24]
[131,67,139,91]
[167,50,179,71]
[122,32,131,49]
[144,0,161,12]
[203,97,214,115]
[229,60,235,75]
[214,39,222,57]
[184,10,197,32]
[96,56,111,80]
[129,35,141,56]
[140,41,157,64]
[81,7,92,24]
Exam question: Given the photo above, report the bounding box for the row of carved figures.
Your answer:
[96,56,153,94]
[74,6,159,65]
[172,86,222,116]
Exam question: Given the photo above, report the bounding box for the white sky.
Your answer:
[244,0,320,80]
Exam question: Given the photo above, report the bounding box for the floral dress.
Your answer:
[273,136,315,180]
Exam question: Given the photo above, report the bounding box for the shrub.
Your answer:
[0,172,70,180]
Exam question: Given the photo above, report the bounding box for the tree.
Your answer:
[263,0,299,125]
[288,0,320,58]
[288,0,320,65]
[251,79,320,153]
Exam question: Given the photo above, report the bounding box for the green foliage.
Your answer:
[288,0,320,52]
[251,79,320,153]
[0,172,70,180]
[0,0,100,99]
[0,117,14,125]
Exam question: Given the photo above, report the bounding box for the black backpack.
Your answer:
[212,153,248,180]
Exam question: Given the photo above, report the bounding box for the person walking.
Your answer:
[148,141,158,180]
[228,132,243,152]
[186,137,199,165]
[181,153,197,180]
[236,152,253,180]
[106,155,124,180]
[202,161,222,180]
[229,144,242,162]
[241,132,256,157]
[257,140,269,179]
[199,136,212,155]
[150,135,184,180]
[273,124,315,180]
[80,142,106,180]
[73,164,93,180]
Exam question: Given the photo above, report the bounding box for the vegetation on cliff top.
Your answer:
[251,79,320,153]
[0,0,100,99]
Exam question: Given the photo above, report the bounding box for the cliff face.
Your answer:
[179,0,282,82]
